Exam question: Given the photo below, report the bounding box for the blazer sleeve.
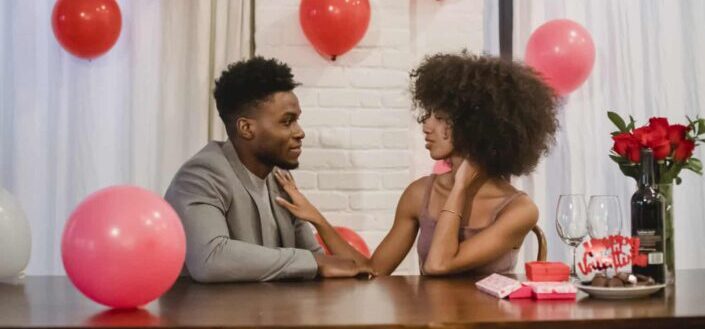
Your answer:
[294,219,325,254]
[164,164,318,283]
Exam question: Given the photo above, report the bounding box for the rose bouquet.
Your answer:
[608,112,704,184]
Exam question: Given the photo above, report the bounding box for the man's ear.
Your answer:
[236,117,255,140]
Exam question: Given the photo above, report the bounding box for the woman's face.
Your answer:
[422,112,454,160]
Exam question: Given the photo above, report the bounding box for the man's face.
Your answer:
[250,91,305,170]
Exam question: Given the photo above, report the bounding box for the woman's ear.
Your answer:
[442,124,451,140]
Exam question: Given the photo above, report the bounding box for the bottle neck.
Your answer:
[640,148,655,187]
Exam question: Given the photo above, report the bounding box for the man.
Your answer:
[165,57,371,282]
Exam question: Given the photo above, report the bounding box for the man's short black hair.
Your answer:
[213,57,299,124]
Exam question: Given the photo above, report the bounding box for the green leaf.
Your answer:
[608,112,628,132]
[698,119,705,136]
[627,115,636,131]
[683,158,703,175]
[609,154,630,164]
[618,164,640,180]
[658,161,686,184]
[688,158,703,172]
[675,176,682,185]
[611,131,622,137]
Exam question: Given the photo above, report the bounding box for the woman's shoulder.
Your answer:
[397,175,436,209]
[403,175,431,196]
[406,173,447,195]
[498,190,539,226]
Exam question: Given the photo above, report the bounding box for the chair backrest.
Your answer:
[531,225,547,261]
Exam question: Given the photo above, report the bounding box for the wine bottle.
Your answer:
[631,148,666,284]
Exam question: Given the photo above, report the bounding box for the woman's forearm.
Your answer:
[424,184,468,274]
[313,219,372,266]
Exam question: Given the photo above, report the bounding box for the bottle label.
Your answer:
[636,230,662,250]
[648,252,664,265]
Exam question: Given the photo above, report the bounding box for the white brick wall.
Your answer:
[256,0,484,275]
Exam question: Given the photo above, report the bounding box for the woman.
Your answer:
[274,52,559,276]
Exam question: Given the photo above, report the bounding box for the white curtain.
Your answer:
[0,0,250,275]
[486,0,705,270]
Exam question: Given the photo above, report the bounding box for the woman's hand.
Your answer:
[453,158,480,189]
[273,169,325,226]
[314,254,377,279]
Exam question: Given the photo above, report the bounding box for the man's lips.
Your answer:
[289,145,302,154]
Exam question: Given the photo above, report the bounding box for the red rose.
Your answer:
[650,139,671,160]
[649,117,670,137]
[627,144,642,163]
[633,125,669,152]
[674,139,695,162]
[632,127,653,146]
[612,133,643,162]
[612,133,634,156]
[667,124,688,146]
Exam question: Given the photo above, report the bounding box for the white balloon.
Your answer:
[0,187,31,279]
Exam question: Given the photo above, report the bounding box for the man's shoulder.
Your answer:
[165,141,239,206]
[167,141,241,192]
[179,141,232,175]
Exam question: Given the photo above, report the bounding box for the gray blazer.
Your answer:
[165,141,323,283]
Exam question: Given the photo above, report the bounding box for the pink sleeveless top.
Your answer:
[417,174,522,275]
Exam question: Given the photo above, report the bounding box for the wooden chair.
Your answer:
[531,225,547,261]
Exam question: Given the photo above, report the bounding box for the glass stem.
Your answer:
[571,246,577,278]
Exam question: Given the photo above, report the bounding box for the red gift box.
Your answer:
[525,261,570,282]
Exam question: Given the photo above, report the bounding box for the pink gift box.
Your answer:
[523,281,577,300]
[476,274,522,299]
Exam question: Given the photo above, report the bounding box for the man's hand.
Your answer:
[313,254,376,279]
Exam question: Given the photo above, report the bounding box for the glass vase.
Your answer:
[657,183,675,285]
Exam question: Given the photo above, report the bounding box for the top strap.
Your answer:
[420,174,437,218]
[488,191,526,223]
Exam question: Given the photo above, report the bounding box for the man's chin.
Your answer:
[276,160,299,170]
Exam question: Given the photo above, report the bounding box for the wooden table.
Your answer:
[2,270,705,328]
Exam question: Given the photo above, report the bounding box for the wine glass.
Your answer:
[556,194,588,280]
[587,195,623,239]
[588,195,623,276]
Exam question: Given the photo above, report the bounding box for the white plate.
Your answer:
[577,284,666,299]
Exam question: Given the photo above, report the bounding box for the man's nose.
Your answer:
[293,123,305,139]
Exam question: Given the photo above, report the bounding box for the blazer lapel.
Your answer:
[267,174,295,248]
[221,141,276,247]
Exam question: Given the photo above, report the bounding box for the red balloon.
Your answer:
[525,19,595,96]
[299,0,371,60]
[315,226,370,257]
[51,0,122,59]
[62,186,185,308]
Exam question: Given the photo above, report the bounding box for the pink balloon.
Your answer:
[525,19,595,96]
[432,160,451,174]
[62,186,185,309]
